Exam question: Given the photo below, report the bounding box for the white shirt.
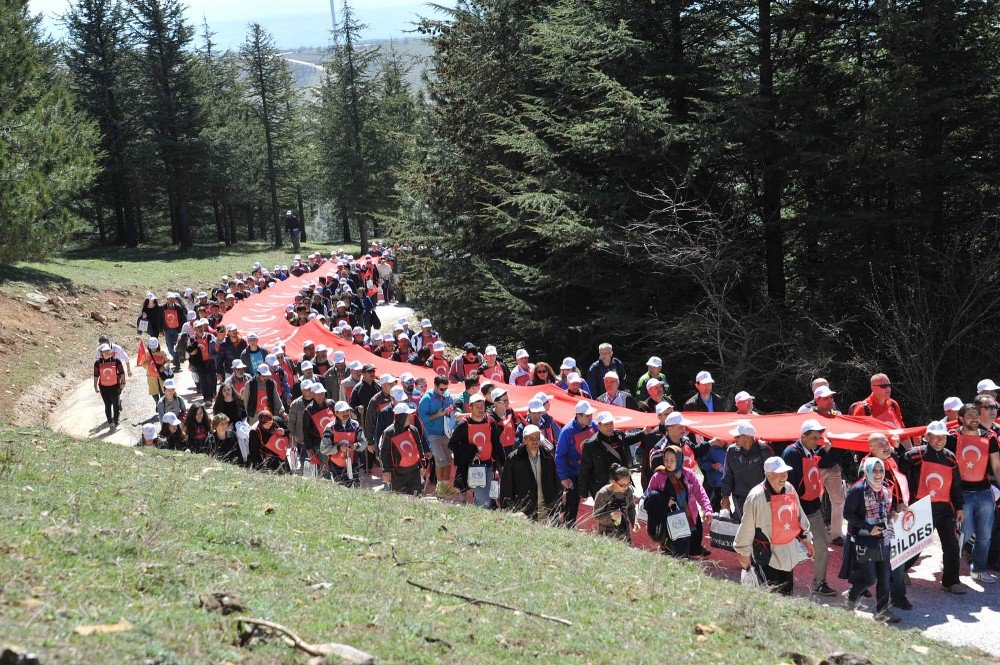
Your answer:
[94,343,129,365]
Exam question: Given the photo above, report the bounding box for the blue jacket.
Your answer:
[418,390,453,437]
[696,441,727,488]
[555,419,596,480]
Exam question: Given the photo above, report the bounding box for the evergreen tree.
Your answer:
[63,0,141,246]
[0,0,98,261]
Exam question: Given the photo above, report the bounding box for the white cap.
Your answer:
[336,301,346,308]
[527,398,546,413]
[800,418,826,434]
[142,423,158,439]
[397,333,409,342]
[574,400,596,416]
[943,396,963,412]
[432,341,446,352]
[390,386,408,402]
[567,372,582,384]
[198,291,207,298]
[420,318,432,327]
[484,345,497,356]
[285,305,294,313]
[257,365,271,376]
[231,359,245,370]
[98,343,112,352]
[522,424,541,438]
[560,357,577,370]
[594,411,614,425]
[184,288,193,295]
[393,402,415,415]
[604,371,619,382]
[145,338,159,350]
[379,373,396,384]
[515,349,529,359]
[187,311,197,320]
[352,326,364,335]
[315,345,327,353]
[348,360,363,370]
[734,391,754,403]
[334,400,351,412]
[226,323,238,332]
[311,383,327,394]
[490,388,507,401]
[246,332,258,339]
[400,372,414,383]
[978,379,1000,392]
[646,356,662,368]
[372,332,383,342]
[533,392,550,404]
[196,318,209,327]
[664,412,692,427]
[469,393,486,404]
[926,420,949,437]
[729,420,757,437]
[161,412,181,426]
[300,379,314,391]
[145,292,155,300]
[300,360,313,371]
[813,386,837,399]
[763,456,793,474]
[646,378,663,389]
[163,379,176,390]
[332,351,346,363]
[696,370,714,385]
[655,401,674,416]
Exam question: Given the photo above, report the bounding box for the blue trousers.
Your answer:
[960,489,995,573]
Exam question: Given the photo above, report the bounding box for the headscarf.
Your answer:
[665,445,685,477]
[662,446,693,525]
[861,457,884,488]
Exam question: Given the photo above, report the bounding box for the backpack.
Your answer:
[848,400,872,417]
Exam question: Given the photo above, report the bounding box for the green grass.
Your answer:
[0,425,986,664]
[0,241,357,296]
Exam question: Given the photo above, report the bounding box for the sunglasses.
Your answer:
[979,405,999,412]
[537,369,548,374]
[874,384,892,389]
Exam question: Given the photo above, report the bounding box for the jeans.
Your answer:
[807,509,830,586]
[849,543,892,614]
[163,328,180,368]
[821,466,846,539]
[471,465,493,507]
[960,489,996,573]
[290,228,301,253]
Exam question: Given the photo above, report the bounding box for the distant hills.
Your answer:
[278,38,433,92]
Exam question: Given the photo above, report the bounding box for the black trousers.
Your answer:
[562,476,580,528]
[935,511,961,587]
[99,384,121,423]
[196,366,216,401]
[759,561,794,595]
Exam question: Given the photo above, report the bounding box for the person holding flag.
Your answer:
[160,293,187,372]
[555,400,598,527]
[321,401,367,486]
[781,419,837,596]
[380,402,428,495]
[734,456,814,595]
[303,383,336,475]
[247,410,290,469]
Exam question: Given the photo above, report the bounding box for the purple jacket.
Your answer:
[647,468,714,521]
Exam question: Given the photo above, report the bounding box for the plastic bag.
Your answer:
[235,420,250,462]
[468,465,487,488]
[489,480,500,500]
[741,566,761,589]
[665,509,691,541]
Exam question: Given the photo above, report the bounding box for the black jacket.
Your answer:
[625,426,665,490]
[578,430,633,500]
[499,445,562,518]
[207,429,242,465]
[247,417,288,469]
[245,377,283,420]
[683,392,724,412]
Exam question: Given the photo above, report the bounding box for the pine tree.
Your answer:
[241,22,295,248]
[63,0,141,246]
[0,0,98,261]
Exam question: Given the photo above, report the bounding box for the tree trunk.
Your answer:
[135,196,146,243]
[341,208,352,243]
[758,0,785,303]
[111,184,126,244]
[246,204,256,241]
[213,199,225,242]
[296,187,306,243]
[167,189,179,244]
[96,200,107,245]
[177,196,192,250]
[257,200,268,241]
[226,203,237,245]
[358,213,368,254]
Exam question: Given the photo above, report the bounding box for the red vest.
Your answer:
[956,434,989,482]
[255,384,270,415]
[769,491,802,545]
[231,375,248,397]
[98,362,118,387]
[573,429,591,455]
[163,308,180,329]
[499,413,517,449]
[195,336,211,361]
[467,421,493,462]
[482,364,504,382]
[462,359,479,378]
[799,454,823,501]
[310,407,335,434]
[328,429,358,468]
[917,460,954,503]
[431,358,450,377]
[682,443,697,473]
[391,430,420,468]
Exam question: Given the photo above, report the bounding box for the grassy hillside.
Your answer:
[0,424,981,664]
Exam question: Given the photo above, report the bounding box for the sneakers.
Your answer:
[971,571,997,584]
[812,582,837,597]
[843,592,861,611]
[893,598,913,611]
[875,609,901,624]
[943,583,968,595]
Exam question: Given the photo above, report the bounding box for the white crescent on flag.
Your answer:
[925,472,944,496]
[472,431,487,449]
[962,445,983,463]
[776,503,795,525]
[807,466,821,490]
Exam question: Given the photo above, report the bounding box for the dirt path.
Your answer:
[46,299,1000,656]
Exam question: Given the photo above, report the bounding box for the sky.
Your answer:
[29,0,432,50]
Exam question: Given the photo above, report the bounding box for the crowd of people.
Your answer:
[90,242,1000,625]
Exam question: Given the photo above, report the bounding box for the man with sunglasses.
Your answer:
[419,375,459,497]
[850,373,906,436]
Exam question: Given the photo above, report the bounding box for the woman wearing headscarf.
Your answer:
[593,464,638,542]
[644,446,714,557]
[839,457,901,623]
[137,293,163,339]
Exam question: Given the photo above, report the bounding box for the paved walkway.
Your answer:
[50,302,1000,656]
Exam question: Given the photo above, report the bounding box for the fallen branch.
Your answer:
[405,579,572,626]
[234,617,375,663]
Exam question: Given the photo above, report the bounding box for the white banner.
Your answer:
[889,496,934,570]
